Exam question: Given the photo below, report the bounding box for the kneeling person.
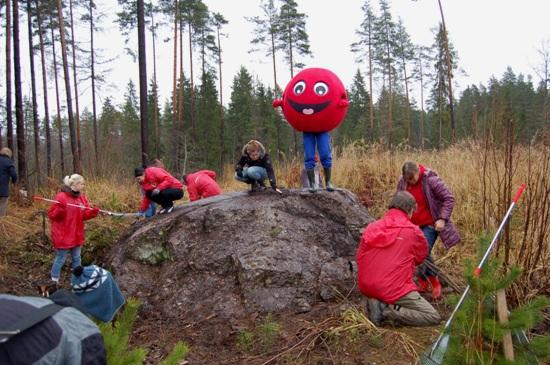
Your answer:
[356,191,441,326]
[135,166,183,214]
[182,170,222,202]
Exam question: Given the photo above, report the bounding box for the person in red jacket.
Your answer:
[182,170,222,202]
[135,166,183,214]
[48,174,100,283]
[397,161,461,300]
[356,191,441,326]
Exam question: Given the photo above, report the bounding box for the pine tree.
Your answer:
[226,67,255,159]
[443,237,550,365]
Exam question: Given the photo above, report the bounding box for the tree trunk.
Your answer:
[401,52,412,143]
[69,0,82,160]
[287,24,298,156]
[89,0,99,168]
[150,7,160,157]
[13,0,27,189]
[56,0,81,173]
[6,0,14,151]
[188,21,196,141]
[217,24,224,171]
[50,9,65,176]
[385,22,393,150]
[437,0,455,143]
[418,51,425,149]
[172,0,178,168]
[137,0,148,167]
[270,31,278,95]
[35,0,52,177]
[27,0,41,186]
[368,20,374,136]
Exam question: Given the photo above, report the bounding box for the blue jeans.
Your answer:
[303,132,332,169]
[145,202,157,218]
[51,246,82,280]
[419,225,439,278]
[235,166,268,184]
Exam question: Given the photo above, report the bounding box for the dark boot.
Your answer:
[324,167,334,191]
[258,180,267,191]
[250,181,260,192]
[366,298,387,326]
[306,169,317,193]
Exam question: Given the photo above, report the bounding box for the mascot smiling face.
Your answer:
[274,68,349,133]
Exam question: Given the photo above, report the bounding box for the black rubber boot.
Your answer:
[306,169,317,193]
[324,167,334,192]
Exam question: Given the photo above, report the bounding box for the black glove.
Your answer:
[236,169,244,178]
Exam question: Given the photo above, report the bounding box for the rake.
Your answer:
[32,196,142,218]
[419,183,531,365]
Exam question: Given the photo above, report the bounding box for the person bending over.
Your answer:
[135,166,183,214]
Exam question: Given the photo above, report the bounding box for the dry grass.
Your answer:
[2,141,548,297]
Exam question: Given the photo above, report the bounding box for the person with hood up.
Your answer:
[356,191,441,327]
[235,140,282,193]
[48,174,100,284]
[182,170,222,202]
[0,147,17,216]
[135,165,183,214]
[396,161,461,300]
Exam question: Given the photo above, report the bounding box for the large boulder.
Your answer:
[109,189,373,320]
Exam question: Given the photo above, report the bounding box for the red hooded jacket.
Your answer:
[185,170,222,202]
[48,189,99,249]
[356,208,428,304]
[139,167,183,211]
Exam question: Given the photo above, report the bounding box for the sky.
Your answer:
[3,0,550,115]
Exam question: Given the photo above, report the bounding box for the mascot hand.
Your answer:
[272,99,283,108]
[338,99,349,107]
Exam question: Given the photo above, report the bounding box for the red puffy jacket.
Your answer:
[139,167,183,211]
[185,170,222,202]
[48,189,99,249]
[356,209,427,304]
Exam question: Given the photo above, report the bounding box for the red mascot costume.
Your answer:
[273,68,348,192]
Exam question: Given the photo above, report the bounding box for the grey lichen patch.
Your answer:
[135,241,172,265]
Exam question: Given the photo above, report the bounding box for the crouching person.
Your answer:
[135,166,183,214]
[356,191,441,326]
[182,170,222,201]
[235,140,281,193]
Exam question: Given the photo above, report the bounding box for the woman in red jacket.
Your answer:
[48,174,99,283]
[135,166,183,214]
[182,170,222,201]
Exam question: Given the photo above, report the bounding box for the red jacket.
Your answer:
[406,165,434,227]
[185,170,222,202]
[48,190,99,249]
[139,167,183,211]
[356,209,428,304]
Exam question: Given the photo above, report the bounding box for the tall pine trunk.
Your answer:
[401,52,411,143]
[418,50,425,149]
[287,24,298,156]
[69,0,82,159]
[368,21,374,136]
[56,0,81,173]
[6,0,14,151]
[13,0,27,189]
[384,21,393,149]
[150,8,160,158]
[36,0,52,177]
[188,21,196,141]
[171,0,178,168]
[437,0,455,142]
[50,9,65,176]
[89,0,98,168]
[137,0,148,167]
[217,24,224,171]
[27,0,41,186]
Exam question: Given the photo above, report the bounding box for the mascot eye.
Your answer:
[293,81,306,95]
[314,82,329,96]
